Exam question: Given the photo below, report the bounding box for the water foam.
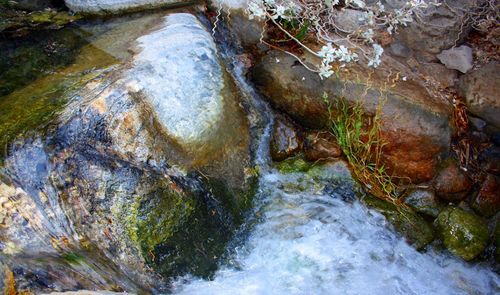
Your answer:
[173,168,498,295]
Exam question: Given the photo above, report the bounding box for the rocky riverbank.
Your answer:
[0,0,499,293]
[212,0,499,263]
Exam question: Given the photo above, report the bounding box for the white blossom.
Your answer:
[361,28,374,43]
[318,44,358,64]
[368,43,384,68]
[271,4,288,20]
[318,43,336,62]
[376,1,385,12]
[346,0,366,8]
[319,62,334,79]
[248,1,266,20]
[324,0,340,8]
[363,11,376,26]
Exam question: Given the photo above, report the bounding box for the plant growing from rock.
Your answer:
[242,0,439,78]
[323,93,402,206]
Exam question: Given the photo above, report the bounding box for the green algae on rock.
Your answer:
[0,9,80,34]
[363,195,435,250]
[0,28,89,97]
[275,155,312,174]
[436,208,489,261]
[115,180,196,255]
[0,43,117,159]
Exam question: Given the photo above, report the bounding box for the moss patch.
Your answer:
[363,195,435,250]
[0,9,80,34]
[275,155,312,174]
[0,42,116,159]
[436,207,489,261]
[134,184,196,254]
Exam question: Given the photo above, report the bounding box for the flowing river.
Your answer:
[171,19,500,295]
[0,8,499,295]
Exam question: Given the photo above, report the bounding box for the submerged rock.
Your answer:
[495,222,500,263]
[0,11,254,293]
[0,7,80,35]
[275,156,311,174]
[436,208,489,261]
[64,0,192,14]
[0,37,117,160]
[362,195,435,250]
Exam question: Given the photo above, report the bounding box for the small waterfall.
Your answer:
[0,9,498,295]
[169,13,500,295]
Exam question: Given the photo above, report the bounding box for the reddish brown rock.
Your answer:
[434,160,472,202]
[380,131,442,183]
[252,51,452,183]
[270,117,302,161]
[303,131,342,162]
[472,174,500,218]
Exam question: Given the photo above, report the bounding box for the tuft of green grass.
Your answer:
[323,93,403,206]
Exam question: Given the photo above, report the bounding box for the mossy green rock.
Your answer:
[0,9,80,33]
[306,160,353,182]
[436,208,489,261]
[276,156,312,174]
[363,195,434,250]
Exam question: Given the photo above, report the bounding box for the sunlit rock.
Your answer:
[64,0,191,14]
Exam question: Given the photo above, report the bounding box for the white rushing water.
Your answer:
[172,163,499,295]
[169,16,500,294]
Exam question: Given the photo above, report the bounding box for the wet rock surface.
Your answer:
[64,0,192,14]
[1,1,500,293]
[363,195,435,250]
[472,174,500,218]
[404,189,443,218]
[0,0,78,35]
[436,208,489,261]
[433,160,472,202]
[270,117,302,161]
[303,131,342,162]
[0,11,254,293]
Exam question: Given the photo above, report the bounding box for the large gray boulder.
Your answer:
[459,62,500,129]
[0,12,253,293]
[64,0,193,14]
[396,0,487,61]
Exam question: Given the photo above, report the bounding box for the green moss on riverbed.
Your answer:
[363,195,435,250]
[0,42,116,159]
[0,8,80,34]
